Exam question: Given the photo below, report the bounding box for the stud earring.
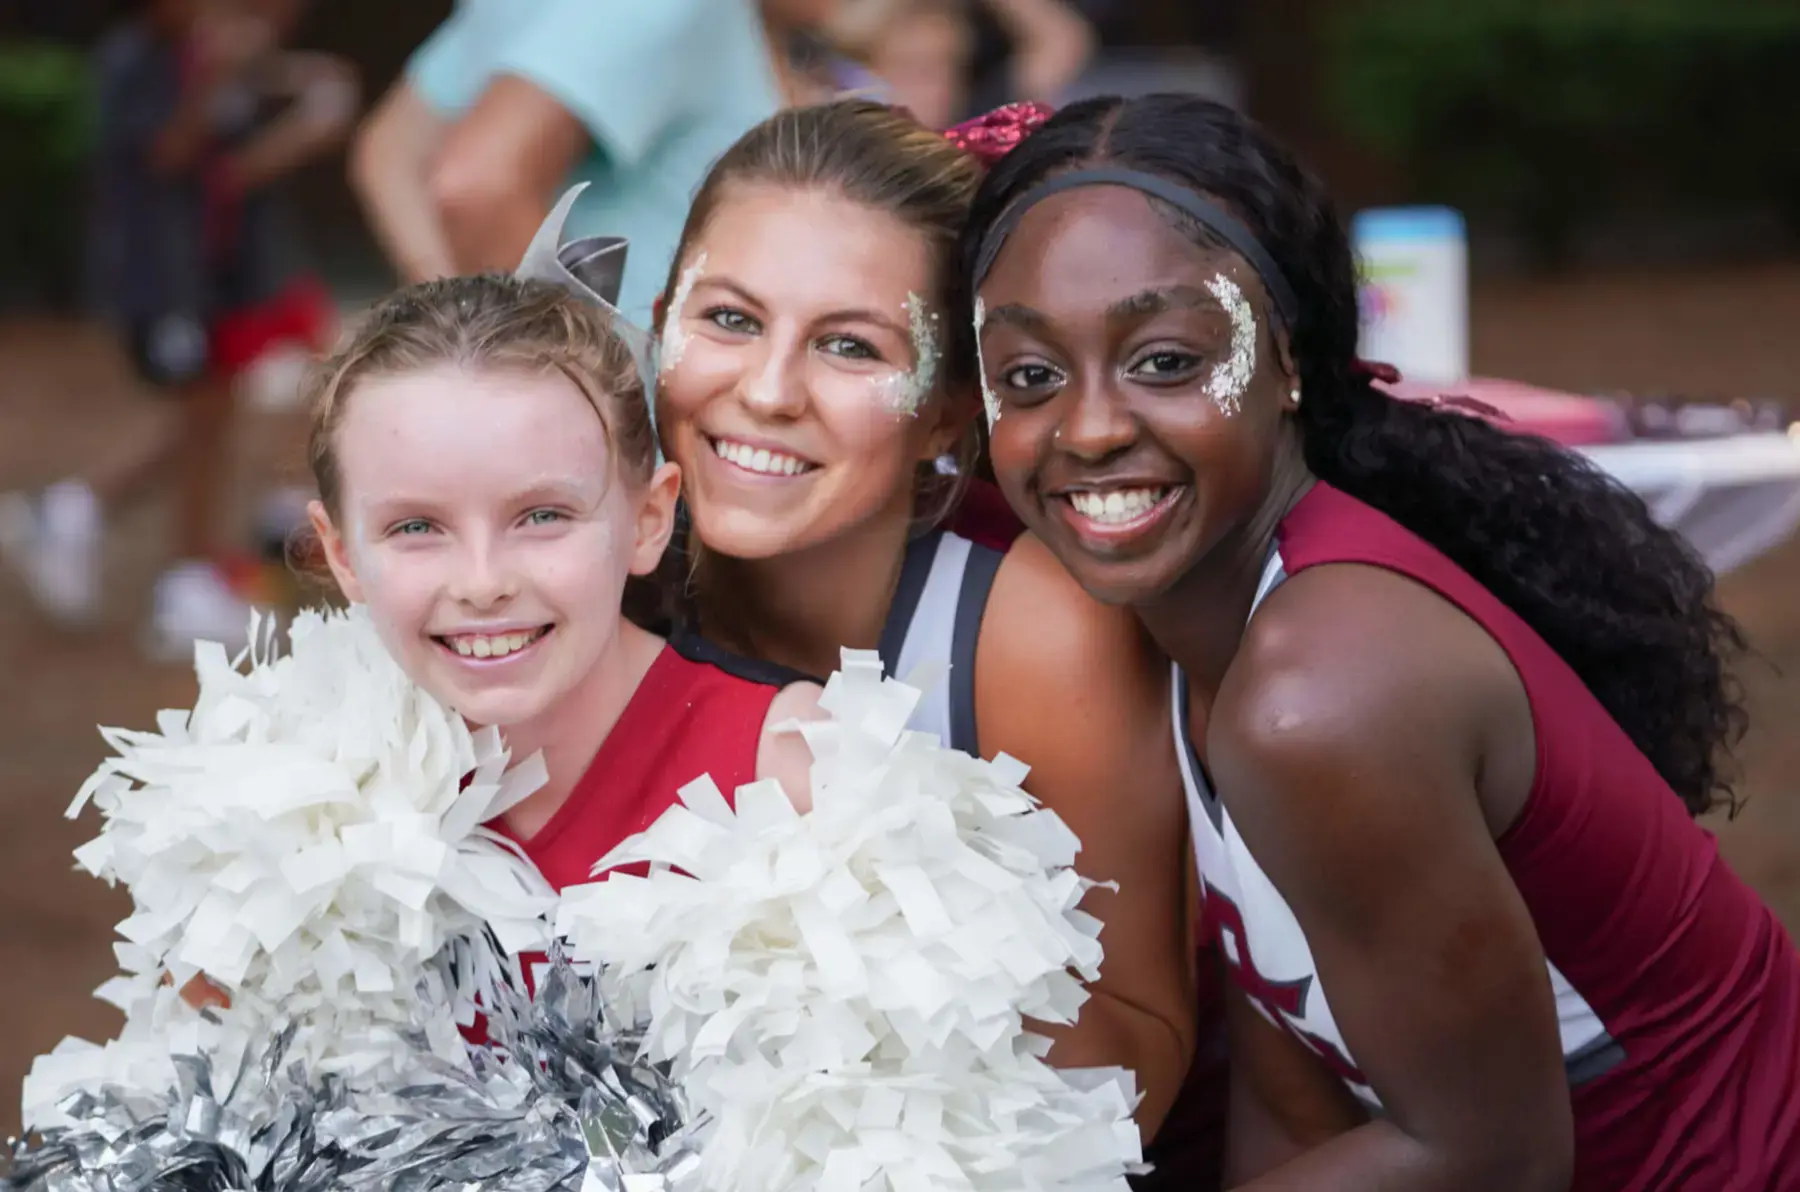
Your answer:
[1289,383,1303,408]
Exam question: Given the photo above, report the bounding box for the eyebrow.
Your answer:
[1106,284,1219,321]
[982,303,1053,333]
[982,286,1220,336]
[360,476,596,520]
[692,276,911,337]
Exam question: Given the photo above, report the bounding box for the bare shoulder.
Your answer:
[1210,562,1518,838]
[980,533,1166,713]
[756,680,825,813]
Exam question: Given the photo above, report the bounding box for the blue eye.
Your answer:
[391,519,432,536]
[524,509,564,526]
[819,334,879,362]
[706,307,759,335]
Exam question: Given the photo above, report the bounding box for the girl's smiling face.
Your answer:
[311,363,676,728]
[654,183,964,561]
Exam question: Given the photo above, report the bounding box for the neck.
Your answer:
[697,502,913,679]
[1135,457,1316,704]
[495,618,664,839]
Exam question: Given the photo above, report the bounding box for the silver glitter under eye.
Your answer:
[876,292,941,416]
[656,251,707,375]
[1204,274,1257,416]
[974,297,1000,427]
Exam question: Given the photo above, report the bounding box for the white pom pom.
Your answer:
[558,648,1142,1192]
[32,606,555,1124]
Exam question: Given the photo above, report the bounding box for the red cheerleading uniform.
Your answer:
[1176,483,1800,1189]
[466,632,801,1039]
[500,632,796,889]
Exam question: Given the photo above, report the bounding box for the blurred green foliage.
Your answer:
[0,42,94,307]
[1326,0,1800,258]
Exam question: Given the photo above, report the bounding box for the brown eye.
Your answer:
[1001,363,1060,390]
[1129,351,1203,381]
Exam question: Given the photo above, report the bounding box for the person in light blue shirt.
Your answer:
[350,0,801,323]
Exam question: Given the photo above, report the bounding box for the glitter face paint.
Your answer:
[656,252,707,376]
[875,292,941,416]
[973,297,1000,427]
[1205,274,1257,416]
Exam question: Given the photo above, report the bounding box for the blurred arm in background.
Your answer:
[980,0,1094,103]
[349,79,458,283]
[226,48,361,192]
[355,0,812,284]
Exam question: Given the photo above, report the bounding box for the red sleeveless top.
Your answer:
[467,634,794,1040]
[502,635,789,889]
[1277,483,1800,1189]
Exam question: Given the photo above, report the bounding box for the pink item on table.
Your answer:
[1378,376,1629,447]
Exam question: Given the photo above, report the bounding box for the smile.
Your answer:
[434,625,553,660]
[1057,485,1187,543]
[707,435,817,477]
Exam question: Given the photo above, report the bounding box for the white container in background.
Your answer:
[1351,206,1469,385]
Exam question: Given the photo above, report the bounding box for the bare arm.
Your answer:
[426,75,590,276]
[978,0,1095,101]
[1210,567,1573,1191]
[1222,986,1366,1182]
[349,81,457,283]
[977,534,1197,1137]
[224,51,361,192]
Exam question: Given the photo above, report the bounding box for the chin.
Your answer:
[694,508,821,562]
[445,691,553,730]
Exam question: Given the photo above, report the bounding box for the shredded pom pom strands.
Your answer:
[558,649,1143,1192]
[26,606,556,1126]
[5,1023,360,1192]
[341,950,704,1192]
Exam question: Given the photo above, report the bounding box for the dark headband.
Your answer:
[972,167,1300,330]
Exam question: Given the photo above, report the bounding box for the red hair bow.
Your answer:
[944,101,1056,166]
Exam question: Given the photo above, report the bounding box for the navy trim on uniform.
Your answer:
[948,541,1005,757]
[668,625,816,688]
[1174,670,1224,834]
[877,531,942,679]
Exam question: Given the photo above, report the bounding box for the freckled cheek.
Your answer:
[356,555,447,644]
[528,525,632,612]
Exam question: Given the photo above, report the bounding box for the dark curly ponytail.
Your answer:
[960,94,1747,817]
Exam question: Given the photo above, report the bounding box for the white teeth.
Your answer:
[449,629,542,658]
[711,437,811,476]
[1068,488,1168,524]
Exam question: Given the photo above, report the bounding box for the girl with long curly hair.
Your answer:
[963,92,1800,1190]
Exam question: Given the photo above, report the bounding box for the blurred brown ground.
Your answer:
[2,261,1799,1135]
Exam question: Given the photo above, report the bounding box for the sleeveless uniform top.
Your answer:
[462,632,799,1041]
[1176,482,1800,1190]
[505,630,799,890]
[879,528,1006,754]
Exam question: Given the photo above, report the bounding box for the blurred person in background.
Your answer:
[827,0,1092,129]
[351,0,834,325]
[0,0,357,656]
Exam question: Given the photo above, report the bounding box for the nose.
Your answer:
[1056,379,1138,462]
[736,333,806,419]
[445,534,520,610]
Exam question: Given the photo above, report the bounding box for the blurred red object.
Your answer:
[1379,376,1628,447]
[210,274,336,378]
